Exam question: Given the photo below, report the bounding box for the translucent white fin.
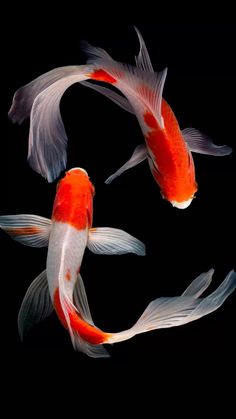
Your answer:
[182,269,214,298]
[73,332,110,358]
[87,227,145,256]
[134,26,154,72]
[0,214,52,247]
[190,270,236,318]
[80,41,114,62]
[80,80,135,114]
[27,69,92,182]
[73,274,94,325]
[182,128,232,156]
[105,144,147,184]
[18,270,53,340]
[83,42,168,129]
[108,270,236,343]
[8,66,82,124]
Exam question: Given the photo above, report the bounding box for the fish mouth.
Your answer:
[171,198,193,209]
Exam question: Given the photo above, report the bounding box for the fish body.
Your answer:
[89,63,198,206]
[0,168,145,356]
[47,168,111,347]
[8,29,231,208]
[0,168,235,357]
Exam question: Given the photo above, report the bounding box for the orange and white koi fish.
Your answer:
[9,28,232,208]
[0,167,235,357]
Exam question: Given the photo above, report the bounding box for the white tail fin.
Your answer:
[9,65,94,182]
[57,268,236,357]
[27,68,94,182]
[8,66,83,124]
[107,270,236,344]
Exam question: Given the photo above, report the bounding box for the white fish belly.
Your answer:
[46,221,88,301]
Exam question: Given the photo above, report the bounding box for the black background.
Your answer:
[2,15,236,385]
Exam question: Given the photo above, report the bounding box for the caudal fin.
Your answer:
[9,65,94,182]
[53,268,236,357]
[27,68,95,182]
[107,269,236,343]
[8,66,82,124]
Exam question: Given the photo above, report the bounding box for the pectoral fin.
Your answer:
[105,144,147,184]
[182,128,232,156]
[0,214,52,247]
[88,227,145,256]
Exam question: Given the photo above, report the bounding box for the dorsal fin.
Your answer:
[134,26,154,72]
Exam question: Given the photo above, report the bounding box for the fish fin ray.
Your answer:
[80,41,114,62]
[80,80,135,114]
[0,214,52,247]
[182,128,232,156]
[73,274,94,325]
[105,144,147,184]
[87,227,145,256]
[182,269,214,298]
[8,66,81,124]
[108,270,236,343]
[73,333,110,358]
[83,41,167,128]
[134,26,154,72]
[28,69,91,182]
[18,269,53,340]
[191,270,236,318]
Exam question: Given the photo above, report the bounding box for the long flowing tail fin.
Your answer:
[107,270,236,344]
[8,65,94,182]
[8,66,83,124]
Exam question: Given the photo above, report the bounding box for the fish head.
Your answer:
[67,167,88,177]
[56,167,95,196]
[170,198,193,209]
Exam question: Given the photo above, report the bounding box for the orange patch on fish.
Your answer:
[89,69,117,84]
[143,106,197,202]
[53,288,67,329]
[5,226,42,236]
[66,270,71,281]
[143,111,159,130]
[53,287,110,344]
[52,170,94,230]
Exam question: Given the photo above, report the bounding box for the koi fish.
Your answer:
[0,167,235,357]
[8,28,232,208]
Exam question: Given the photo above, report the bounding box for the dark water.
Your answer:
[2,19,236,390]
